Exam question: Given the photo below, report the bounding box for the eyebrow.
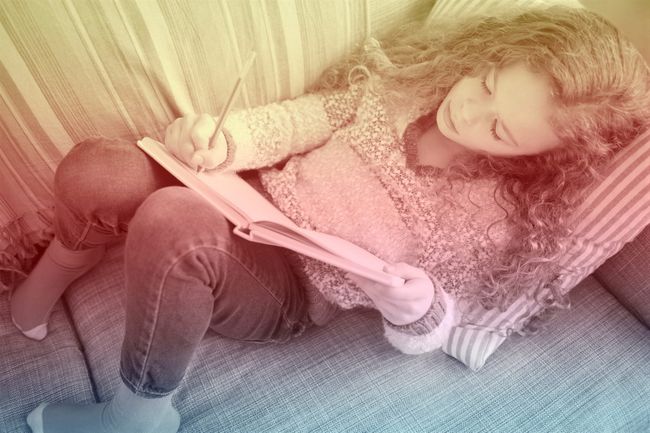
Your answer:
[493,69,520,147]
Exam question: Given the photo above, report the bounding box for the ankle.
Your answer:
[9,237,106,334]
[46,237,106,269]
[102,382,176,432]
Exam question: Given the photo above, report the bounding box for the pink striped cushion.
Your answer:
[444,119,650,371]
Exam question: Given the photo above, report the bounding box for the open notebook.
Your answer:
[137,138,404,287]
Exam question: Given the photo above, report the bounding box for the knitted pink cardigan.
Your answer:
[217,84,512,354]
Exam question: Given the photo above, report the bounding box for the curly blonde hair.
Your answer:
[314,6,650,314]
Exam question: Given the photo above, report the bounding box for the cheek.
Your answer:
[459,76,482,92]
[445,77,471,99]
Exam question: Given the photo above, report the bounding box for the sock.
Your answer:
[10,236,105,332]
[103,382,177,432]
[27,382,181,433]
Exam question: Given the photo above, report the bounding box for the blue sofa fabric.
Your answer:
[0,295,95,432]
[594,225,650,328]
[59,239,650,433]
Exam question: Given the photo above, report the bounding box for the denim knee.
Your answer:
[55,137,155,219]
[126,186,231,260]
[53,137,180,248]
[123,185,309,352]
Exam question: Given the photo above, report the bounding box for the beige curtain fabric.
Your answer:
[0,0,431,289]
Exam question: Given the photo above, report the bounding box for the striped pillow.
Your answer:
[428,0,650,370]
[444,131,650,370]
[426,0,584,23]
[0,0,431,291]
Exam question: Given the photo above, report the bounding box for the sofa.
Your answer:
[1,1,649,432]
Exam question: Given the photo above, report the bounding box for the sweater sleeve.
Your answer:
[214,84,363,172]
[382,279,460,355]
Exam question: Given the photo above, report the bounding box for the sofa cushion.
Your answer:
[64,241,650,432]
[0,292,96,431]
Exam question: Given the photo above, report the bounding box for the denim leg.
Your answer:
[53,137,181,250]
[120,186,309,397]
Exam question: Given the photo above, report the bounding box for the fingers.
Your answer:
[369,263,434,302]
[164,118,182,154]
[191,114,217,151]
[383,262,428,280]
[165,115,198,164]
[177,114,199,165]
[346,272,409,303]
[189,114,217,169]
[345,272,370,286]
[191,147,226,169]
[346,270,433,325]
[346,272,385,294]
[165,114,221,169]
[191,129,227,169]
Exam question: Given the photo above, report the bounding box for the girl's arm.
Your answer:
[219,85,363,172]
[165,85,364,172]
[348,263,458,355]
[381,284,459,355]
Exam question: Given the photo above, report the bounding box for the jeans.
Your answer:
[54,137,310,397]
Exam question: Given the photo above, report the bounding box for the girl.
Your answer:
[10,6,650,433]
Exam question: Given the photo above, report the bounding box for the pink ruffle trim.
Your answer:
[0,207,55,293]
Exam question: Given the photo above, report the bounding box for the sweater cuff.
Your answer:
[383,285,459,355]
[212,113,258,172]
[210,127,236,171]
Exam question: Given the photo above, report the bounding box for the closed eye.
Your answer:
[481,78,491,95]
[490,120,501,141]
[482,73,501,141]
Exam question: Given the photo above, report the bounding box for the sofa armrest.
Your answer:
[593,225,650,328]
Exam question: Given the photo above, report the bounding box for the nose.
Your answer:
[460,99,492,127]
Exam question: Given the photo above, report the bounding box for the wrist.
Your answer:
[211,127,236,171]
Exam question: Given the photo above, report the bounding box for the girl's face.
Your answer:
[436,62,560,157]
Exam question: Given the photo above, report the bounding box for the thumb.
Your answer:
[345,272,362,285]
[192,147,227,170]
[384,262,427,280]
[190,153,204,168]
[346,272,377,288]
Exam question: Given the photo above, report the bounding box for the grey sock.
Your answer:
[103,381,176,432]
[27,382,180,433]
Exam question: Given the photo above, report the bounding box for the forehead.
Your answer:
[496,63,558,152]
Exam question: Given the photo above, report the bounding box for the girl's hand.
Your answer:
[346,263,435,326]
[164,113,228,170]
